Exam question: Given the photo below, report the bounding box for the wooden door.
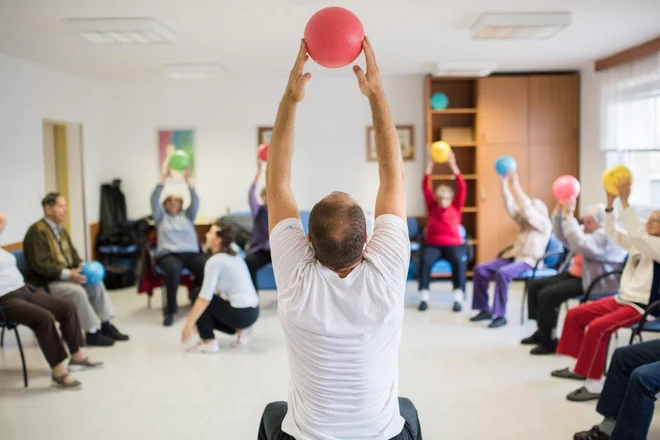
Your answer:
[477,77,529,145]
[530,75,579,144]
[528,143,579,213]
[477,144,530,262]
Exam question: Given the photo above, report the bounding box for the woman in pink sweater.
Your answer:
[418,151,467,312]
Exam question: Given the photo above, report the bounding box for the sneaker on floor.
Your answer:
[469,311,492,322]
[418,301,428,312]
[163,314,174,327]
[488,317,507,328]
[530,343,556,355]
[452,301,462,312]
[101,322,129,341]
[574,426,611,440]
[567,386,601,402]
[85,331,115,347]
[232,326,254,348]
[551,367,586,381]
[520,330,541,345]
[189,340,220,354]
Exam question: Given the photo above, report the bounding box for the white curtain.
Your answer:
[600,51,660,151]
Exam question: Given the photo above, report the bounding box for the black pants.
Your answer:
[597,340,660,440]
[527,272,583,346]
[195,295,259,339]
[0,286,83,368]
[245,250,272,291]
[418,245,466,291]
[258,398,422,440]
[157,252,207,316]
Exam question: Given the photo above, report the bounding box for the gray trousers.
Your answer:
[47,281,115,332]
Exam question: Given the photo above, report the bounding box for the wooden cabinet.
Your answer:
[477,77,529,145]
[530,75,579,144]
[477,144,530,262]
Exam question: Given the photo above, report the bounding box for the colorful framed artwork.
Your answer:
[158,129,195,178]
[367,125,415,162]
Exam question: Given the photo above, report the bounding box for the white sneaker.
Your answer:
[452,289,464,303]
[232,326,254,348]
[188,340,220,354]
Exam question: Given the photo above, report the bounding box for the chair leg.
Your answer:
[1,326,5,347]
[13,328,28,388]
[520,282,528,325]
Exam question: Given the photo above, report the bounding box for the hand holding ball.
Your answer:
[304,7,364,68]
[169,150,190,171]
[552,175,581,202]
[81,261,105,286]
[257,143,269,162]
[602,165,632,196]
[431,141,451,163]
[495,156,517,177]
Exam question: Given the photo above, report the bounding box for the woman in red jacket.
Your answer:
[418,151,467,312]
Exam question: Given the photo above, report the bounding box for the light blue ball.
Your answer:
[81,261,105,286]
[430,93,449,110]
[495,156,517,176]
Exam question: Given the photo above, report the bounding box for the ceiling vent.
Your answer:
[66,18,176,45]
[471,13,571,40]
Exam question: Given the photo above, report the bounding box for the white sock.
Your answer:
[585,378,605,394]
[419,289,430,302]
[452,289,463,303]
[87,327,98,334]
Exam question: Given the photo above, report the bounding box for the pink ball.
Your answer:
[552,175,581,201]
[257,143,269,162]
[304,7,364,69]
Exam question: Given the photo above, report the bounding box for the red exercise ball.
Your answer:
[304,7,364,69]
[257,143,269,162]
[552,175,581,202]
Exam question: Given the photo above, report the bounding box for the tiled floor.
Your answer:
[1,282,659,440]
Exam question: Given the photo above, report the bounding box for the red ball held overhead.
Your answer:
[304,7,365,69]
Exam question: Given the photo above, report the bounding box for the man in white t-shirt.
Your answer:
[257,38,421,440]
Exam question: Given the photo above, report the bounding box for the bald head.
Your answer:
[0,212,6,236]
[309,192,367,270]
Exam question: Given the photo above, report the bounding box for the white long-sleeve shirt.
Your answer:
[605,207,660,308]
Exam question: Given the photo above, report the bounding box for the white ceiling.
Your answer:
[0,0,658,79]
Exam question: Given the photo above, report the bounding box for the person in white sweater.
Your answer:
[551,177,660,403]
[470,171,552,328]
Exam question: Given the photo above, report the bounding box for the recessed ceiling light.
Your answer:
[162,64,225,80]
[66,18,176,45]
[432,62,497,77]
[472,13,571,40]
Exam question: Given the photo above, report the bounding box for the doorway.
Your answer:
[42,120,88,259]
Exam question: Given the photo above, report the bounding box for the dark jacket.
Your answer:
[23,219,82,287]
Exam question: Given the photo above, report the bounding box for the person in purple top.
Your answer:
[245,158,271,291]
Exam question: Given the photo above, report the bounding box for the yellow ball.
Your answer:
[431,141,451,164]
[602,165,632,195]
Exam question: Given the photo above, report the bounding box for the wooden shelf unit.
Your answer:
[431,174,477,180]
[431,108,477,114]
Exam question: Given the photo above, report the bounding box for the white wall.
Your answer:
[98,75,426,221]
[0,53,103,250]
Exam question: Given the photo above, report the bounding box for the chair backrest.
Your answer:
[543,235,564,268]
[459,224,467,241]
[10,250,28,280]
[299,210,311,234]
[407,218,420,239]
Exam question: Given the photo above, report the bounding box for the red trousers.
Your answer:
[557,296,642,379]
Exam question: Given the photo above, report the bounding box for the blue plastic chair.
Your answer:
[0,250,29,387]
[428,225,471,279]
[508,235,566,325]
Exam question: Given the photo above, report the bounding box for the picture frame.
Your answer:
[366,125,415,162]
[158,129,195,178]
[257,126,273,145]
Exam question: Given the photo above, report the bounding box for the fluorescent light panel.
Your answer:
[432,62,496,77]
[163,64,225,80]
[472,13,571,40]
[67,18,175,45]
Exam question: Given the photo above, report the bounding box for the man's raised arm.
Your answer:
[266,40,312,232]
[353,37,405,220]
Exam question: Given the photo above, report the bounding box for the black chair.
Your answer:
[578,269,624,305]
[629,300,660,344]
[506,235,567,324]
[0,249,30,387]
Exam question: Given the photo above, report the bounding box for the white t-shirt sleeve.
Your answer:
[197,255,223,301]
[364,214,411,291]
[270,218,315,292]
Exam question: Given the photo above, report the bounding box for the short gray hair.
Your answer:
[583,203,605,224]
